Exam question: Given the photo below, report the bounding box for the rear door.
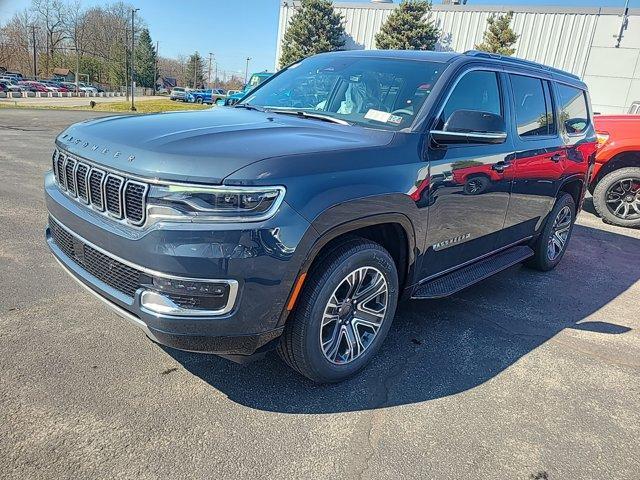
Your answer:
[420,67,515,279]
[500,73,566,245]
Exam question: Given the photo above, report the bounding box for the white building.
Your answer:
[276,1,640,113]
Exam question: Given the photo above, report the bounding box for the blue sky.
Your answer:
[0,0,633,74]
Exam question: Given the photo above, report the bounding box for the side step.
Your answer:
[412,245,534,299]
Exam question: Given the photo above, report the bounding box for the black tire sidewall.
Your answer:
[532,194,576,271]
[593,167,640,228]
[299,244,399,382]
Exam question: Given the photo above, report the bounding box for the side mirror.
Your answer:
[431,109,507,145]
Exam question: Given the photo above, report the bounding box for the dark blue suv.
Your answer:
[46,50,596,382]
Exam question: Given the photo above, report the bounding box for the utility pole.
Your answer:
[208,52,213,88]
[244,57,251,84]
[154,41,159,94]
[124,27,129,102]
[130,8,139,111]
[193,55,197,88]
[29,25,38,79]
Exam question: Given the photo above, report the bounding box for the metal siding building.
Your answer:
[276,2,640,114]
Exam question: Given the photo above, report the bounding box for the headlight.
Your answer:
[147,184,285,222]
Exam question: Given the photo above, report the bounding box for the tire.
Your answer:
[592,167,640,228]
[526,193,576,271]
[196,97,203,104]
[463,175,490,195]
[277,239,399,383]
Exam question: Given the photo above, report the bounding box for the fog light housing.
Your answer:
[140,278,238,316]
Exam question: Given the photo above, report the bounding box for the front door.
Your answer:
[421,68,515,279]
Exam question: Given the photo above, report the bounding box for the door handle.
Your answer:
[550,153,564,163]
[492,161,511,172]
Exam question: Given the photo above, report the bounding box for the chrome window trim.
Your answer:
[104,173,125,219]
[123,180,149,227]
[429,130,507,141]
[49,214,239,316]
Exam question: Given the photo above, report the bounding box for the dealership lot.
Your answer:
[0,109,638,479]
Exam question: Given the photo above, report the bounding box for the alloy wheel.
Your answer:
[547,205,572,261]
[605,178,640,220]
[320,266,389,365]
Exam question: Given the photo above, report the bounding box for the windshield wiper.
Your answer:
[234,103,267,112]
[268,109,351,126]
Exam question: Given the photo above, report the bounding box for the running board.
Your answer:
[412,245,534,299]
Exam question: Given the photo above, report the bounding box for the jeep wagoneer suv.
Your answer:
[46,51,596,382]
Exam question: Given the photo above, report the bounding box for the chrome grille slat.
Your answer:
[89,169,106,210]
[56,153,67,190]
[65,157,77,196]
[124,181,148,225]
[76,163,90,203]
[105,174,124,218]
[52,149,149,226]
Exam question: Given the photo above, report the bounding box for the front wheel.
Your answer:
[526,193,576,271]
[592,167,640,228]
[277,239,399,383]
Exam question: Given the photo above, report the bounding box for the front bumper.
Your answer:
[45,172,314,356]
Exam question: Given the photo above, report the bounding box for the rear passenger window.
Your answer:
[556,84,589,134]
[442,71,502,123]
[510,74,556,137]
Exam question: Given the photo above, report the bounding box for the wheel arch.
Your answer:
[591,151,640,190]
[276,212,418,328]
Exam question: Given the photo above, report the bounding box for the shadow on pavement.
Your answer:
[165,224,637,414]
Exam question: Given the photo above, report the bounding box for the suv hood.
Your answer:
[56,108,393,184]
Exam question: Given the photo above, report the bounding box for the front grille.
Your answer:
[65,157,77,196]
[49,217,142,298]
[124,181,147,224]
[89,169,105,210]
[105,174,124,217]
[48,217,231,310]
[52,148,148,226]
[76,163,89,202]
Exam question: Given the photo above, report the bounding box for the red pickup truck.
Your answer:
[591,115,640,228]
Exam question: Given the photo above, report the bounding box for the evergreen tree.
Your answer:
[185,51,205,88]
[279,0,345,68]
[134,28,157,89]
[475,11,519,56]
[375,0,439,51]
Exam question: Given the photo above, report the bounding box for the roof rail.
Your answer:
[463,50,581,80]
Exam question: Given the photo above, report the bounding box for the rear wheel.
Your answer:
[277,239,399,383]
[592,167,640,228]
[526,193,576,271]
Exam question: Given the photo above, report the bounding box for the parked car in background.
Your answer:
[224,72,273,105]
[45,50,596,383]
[77,83,98,93]
[591,114,640,227]
[187,88,226,105]
[0,79,23,93]
[628,101,639,114]
[170,87,187,101]
[19,81,48,92]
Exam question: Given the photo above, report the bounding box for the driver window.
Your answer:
[440,70,502,126]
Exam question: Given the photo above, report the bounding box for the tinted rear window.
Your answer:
[556,84,589,135]
[510,74,556,137]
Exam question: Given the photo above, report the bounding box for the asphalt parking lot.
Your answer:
[1,109,639,479]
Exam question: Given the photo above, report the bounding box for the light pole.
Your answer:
[130,8,139,111]
[154,41,159,94]
[244,57,251,84]
[208,52,213,88]
[29,25,38,79]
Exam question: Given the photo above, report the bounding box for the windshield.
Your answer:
[241,55,444,130]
